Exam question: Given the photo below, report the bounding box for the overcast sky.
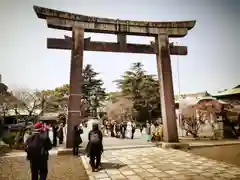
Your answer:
[0,0,239,94]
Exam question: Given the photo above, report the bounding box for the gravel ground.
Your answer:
[0,155,89,180]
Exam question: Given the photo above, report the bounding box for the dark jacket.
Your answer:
[25,132,52,161]
[73,126,83,146]
[86,124,103,155]
[121,123,127,132]
[57,127,64,138]
[88,130,103,142]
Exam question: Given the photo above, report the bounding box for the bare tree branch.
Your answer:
[106,97,134,123]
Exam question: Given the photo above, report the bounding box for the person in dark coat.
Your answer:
[115,123,121,138]
[131,121,136,139]
[120,122,127,139]
[87,123,103,172]
[139,124,143,134]
[110,123,115,137]
[72,125,83,156]
[52,124,57,147]
[25,122,52,180]
[57,123,64,144]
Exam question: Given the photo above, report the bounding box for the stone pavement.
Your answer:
[81,129,147,148]
[81,147,240,180]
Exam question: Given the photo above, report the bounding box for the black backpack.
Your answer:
[90,132,101,145]
[26,134,45,159]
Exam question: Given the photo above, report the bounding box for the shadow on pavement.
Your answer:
[101,162,126,169]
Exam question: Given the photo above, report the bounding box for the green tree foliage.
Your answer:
[41,64,106,111]
[114,62,161,122]
[82,64,106,103]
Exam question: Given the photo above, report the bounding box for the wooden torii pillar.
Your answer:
[33,5,196,148]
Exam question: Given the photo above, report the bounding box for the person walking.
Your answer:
[131,121,136,139]
[48,124,53,145]
[57,123,64,144]
[139,124,143,134]
[120,122,127,139]
[24,128,31,144]
[72,125,83,156]
[126,121,132,138]
[150,123,156,141]
[145,121,151,141]
[110,122,115,137]
[24,122,52,180]
[115,123,121,138]
[52,124,57,147]
[87,123,103,172]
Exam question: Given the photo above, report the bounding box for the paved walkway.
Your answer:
[82,129,147,148]
[81,147,240,180]
[1,135,152,157]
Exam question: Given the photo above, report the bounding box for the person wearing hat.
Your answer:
[24,122,52,180]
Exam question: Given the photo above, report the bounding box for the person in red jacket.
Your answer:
[25,122,52,180]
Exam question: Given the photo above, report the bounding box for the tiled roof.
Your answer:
[213,87,240,97]
[175,91,211,101]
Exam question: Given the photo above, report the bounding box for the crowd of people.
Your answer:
[24,121,104,180]
[101,120,163,141]
[23,119,164,180]
[23,122,68,147]
[102,120,137,139]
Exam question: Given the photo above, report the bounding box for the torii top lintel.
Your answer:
[33,5,196,38]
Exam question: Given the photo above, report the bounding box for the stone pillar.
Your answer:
[66,26,84,148]
[117,34,127,50]
[155,34,178,142]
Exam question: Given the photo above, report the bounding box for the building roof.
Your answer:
[39,112,60,121]
[175,91,211,101]
[1,109,41,116]
[213,85,240,97]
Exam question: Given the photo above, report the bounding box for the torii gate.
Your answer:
[33,5,196,148]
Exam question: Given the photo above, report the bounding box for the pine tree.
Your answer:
[82,64,106,104]
[40,64,106,112]
[114,62,161,122]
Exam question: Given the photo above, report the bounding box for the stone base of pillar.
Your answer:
[161,142,189,149]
